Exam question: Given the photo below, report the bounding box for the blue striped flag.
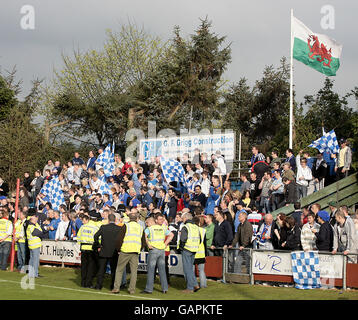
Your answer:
[308,129,340,154]
[96,144,115,177]
[160,157,188,187]
[291,251,321,289]
[39,176,65,210]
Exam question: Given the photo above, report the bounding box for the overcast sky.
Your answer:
[1,0,357,110]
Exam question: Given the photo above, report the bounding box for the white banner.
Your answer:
[139,132,235,162]
[252,250,343,278]
[40,240,81,264]
[138,251,184,275]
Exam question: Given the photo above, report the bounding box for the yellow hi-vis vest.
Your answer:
[122,213,130,224]
[26,223,42,249]
[147,225,166,250]
[0,218,12,242]
[121,221,143,253]
[181,223,200,253]
[15,219,26,243]
[77,220,99,251]
[195,227,206,259]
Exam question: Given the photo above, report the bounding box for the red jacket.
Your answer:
[177,198,184,212]
[121,162,132,175]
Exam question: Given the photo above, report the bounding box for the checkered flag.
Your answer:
[323,129,340,154]
[39,176,65,210]
[291,251,321,289]
[308,129,340,154]
[96,143,115,177]
[160,157,188,187]
[98,179,113,201]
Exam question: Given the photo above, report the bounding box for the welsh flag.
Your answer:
[292,16,342,76]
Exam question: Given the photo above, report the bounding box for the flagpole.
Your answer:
[289,8,294,150]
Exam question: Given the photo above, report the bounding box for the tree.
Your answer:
[303,77,352,139]
[40,23,168,146]
[221,57,291,156]
[0,74,17,121]
[0,106,53,190]
[136,17,232,132]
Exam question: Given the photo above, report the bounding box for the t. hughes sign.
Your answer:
[40,240,81,264]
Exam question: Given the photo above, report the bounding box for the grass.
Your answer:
[1,265,358,300]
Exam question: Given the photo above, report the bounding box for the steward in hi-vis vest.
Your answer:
[26,214,44,278]
[142,215,174,294]
[77,212,100,288]
[178,212,201,293]
[0,209,13,271]
[193,215,208,290]
[14,211,27,272]
[112,209,146,295]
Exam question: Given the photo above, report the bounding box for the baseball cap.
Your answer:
[0,196,6,200]
[328,201,337,207]
[317,210,330,222]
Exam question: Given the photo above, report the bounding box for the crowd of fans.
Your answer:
[0,138,356,276]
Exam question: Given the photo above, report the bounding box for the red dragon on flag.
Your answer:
[307,35,332,67]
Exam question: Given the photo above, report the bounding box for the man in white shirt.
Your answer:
[200,171,210,197]
[296,152,313,200]
[89,174,101,193]
[66,161,74,186]
[55,212,70,241]
[215,150,227,183]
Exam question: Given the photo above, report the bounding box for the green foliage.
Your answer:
[221,57,290,157]
[0,75,17,121]
[303,77,352,138]
[41,22,168,145]
[0,106,53,190]
[137,17,232,132]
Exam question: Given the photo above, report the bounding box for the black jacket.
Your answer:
[93,223,121,258]
[212,220,234,248]
[272,224,287,249]
[284,225,302,250]
[311,158,327,181]
[315,221,333,252]
[167,197,177,218]
[284,182,297,204]
[0,182,9,197]
[23,177,32,193]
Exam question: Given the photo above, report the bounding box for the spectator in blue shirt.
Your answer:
[205,176,221,215]
[48,210,61,240]
[103,193,112,209]
[72,152,85,166]
[285,148,296,172]
[147,172,158,188]
[86,150,97,170]
[140,186,153,207]
[233,200,247,233]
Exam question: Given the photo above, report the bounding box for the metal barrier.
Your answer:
[219,247,358,290]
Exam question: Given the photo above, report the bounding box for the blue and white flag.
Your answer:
[160,157,188,187]
[323,129,340,154]
[39,177,65,211]
[308,129,340,154]
[96,144,115,177]
[291,251,321,289]
[98,179,113,201]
